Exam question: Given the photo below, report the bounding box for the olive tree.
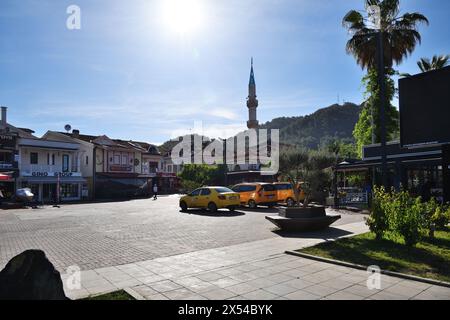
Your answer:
[279,149,335,207]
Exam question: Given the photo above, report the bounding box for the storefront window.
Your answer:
[61,184,79,199]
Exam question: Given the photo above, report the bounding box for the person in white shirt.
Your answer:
[153,184,158,200]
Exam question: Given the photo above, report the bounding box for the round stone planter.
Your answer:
[266,205,340,232]
[278,206,326,218]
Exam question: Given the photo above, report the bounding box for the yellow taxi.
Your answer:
[273,182,305,207]
[179,186,240,212]
[231,183,277,208]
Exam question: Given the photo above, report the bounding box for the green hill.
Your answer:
[158,102,361,152]
[259,102,361,149]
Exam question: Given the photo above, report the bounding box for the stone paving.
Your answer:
[1,196,449,300]
[58,219,450,301]
[0,196,362,271]
[61,223,450,300]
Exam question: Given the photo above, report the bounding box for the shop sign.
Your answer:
[26,171,82,177]
[0,134,16,149]
[109,165,133,172]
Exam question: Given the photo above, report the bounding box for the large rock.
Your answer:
[0,250,68,300]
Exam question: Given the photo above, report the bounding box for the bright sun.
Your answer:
[162,0,205,35]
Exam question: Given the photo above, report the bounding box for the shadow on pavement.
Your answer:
[273,227,353,240]
[180,209,245,217]
[240,207,280,214]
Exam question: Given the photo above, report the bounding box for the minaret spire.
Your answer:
[247,57,259,129]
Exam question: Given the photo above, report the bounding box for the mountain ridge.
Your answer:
[158,102,361,153]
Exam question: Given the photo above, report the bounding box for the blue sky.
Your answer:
[1,0,448,145]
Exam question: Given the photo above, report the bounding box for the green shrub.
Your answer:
[180,180,202,194]
[367,188,449,246]
[366,186,389,240]
[421,198,450,236]
[432,205,450,230]
[423,198,439,237]
[387,191,424,247]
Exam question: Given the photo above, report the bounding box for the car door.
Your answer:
[281,184,292,201]
[188,188,202,208]
[232,185,244,204]
[262,184,276,202]
[198,188,212,207]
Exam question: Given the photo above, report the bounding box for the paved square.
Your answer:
[0,196,362,271]
[1,196,449,300]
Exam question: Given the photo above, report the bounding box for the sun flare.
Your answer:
[161,0,205,36]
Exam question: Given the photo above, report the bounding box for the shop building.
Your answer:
[334,141,445,207]
[0,106,37,199]
[91,135,146,199]
[133,142,163,196]
[333,66,450,207]
[17,137,86,203]
[43,130,94,199]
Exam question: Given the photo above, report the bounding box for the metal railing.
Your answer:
[339,191,369,205]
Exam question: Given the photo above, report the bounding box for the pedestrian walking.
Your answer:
[153,184,158,200]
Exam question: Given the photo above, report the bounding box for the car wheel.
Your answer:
[248,200,257,209]
[286,198,295,207]
[180,201,188,212]
[228,206,236,212]
[208,202,218,213]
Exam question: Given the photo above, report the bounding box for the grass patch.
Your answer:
[298,227,450,282]
[82,290,135,300]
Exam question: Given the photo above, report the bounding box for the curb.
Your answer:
[285,250,450,289]
[123,287,146,300]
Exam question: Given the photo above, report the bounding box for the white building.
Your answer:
[43,130,95,199]
[17,137,86,202]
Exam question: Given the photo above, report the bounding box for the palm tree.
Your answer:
[344,0,428,152]
[417,55,449,72]
[399,54,449,77]
[343,0,429,70]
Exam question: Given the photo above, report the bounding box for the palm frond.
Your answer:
[343,10,365,29]
[343,1,428,70]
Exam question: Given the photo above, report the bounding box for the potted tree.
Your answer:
[266,149,341,231]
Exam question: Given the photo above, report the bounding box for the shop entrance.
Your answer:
[42,183,57,202]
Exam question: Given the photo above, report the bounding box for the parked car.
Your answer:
[273,182,305,207]
[231,183,277,208]
[15,188,34,202]
[179,186,240,212]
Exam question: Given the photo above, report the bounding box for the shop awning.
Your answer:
[18,176,86,184]
[0,172,13,181]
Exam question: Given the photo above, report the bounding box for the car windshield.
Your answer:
[214,187,234,194]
